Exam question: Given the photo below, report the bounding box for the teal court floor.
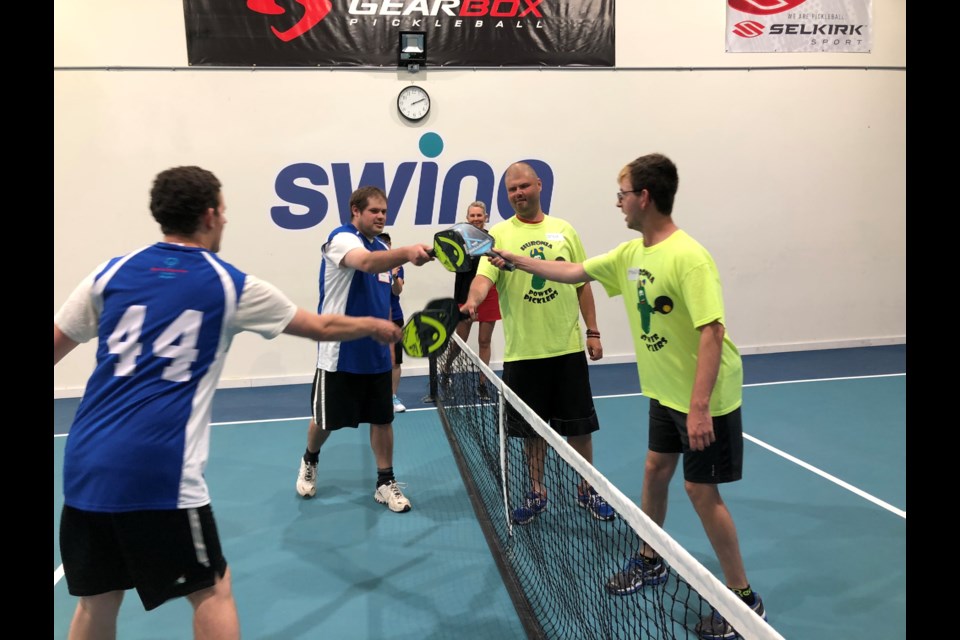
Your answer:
[53,346,906,639]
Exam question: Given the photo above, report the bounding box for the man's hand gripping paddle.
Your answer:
[428,223,516,273]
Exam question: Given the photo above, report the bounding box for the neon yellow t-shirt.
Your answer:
[583,230,742,415]
[478,215,587,361]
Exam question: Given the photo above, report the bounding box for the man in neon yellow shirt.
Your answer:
[488,154,767,640]
[462,161,614,524]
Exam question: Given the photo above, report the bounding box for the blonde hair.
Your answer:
[465,201,487,219]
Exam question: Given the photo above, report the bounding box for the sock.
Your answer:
[638,543,660,564]
[303,449,319,464]
[731,585,756,606]
[377,467,395,487]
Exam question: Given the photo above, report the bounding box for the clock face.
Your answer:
[397,85,430,122]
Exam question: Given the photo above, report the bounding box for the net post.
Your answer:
[421,350,439,404]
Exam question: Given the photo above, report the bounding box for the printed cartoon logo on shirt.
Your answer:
[529,246,547,290]
[520,242,560,304]
[636,275,673,351]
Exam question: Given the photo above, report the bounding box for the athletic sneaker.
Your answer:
[511,491,548,525]
[577,487,616,521]
[604,554,668,595]
[374,480,412,512]
[392,395,407,413]
[296,458,318,498]
[695,593,767,640]
[439,373,452,390]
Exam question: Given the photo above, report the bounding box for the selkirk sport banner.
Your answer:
[184,0,615,67]
[726,0,872,53]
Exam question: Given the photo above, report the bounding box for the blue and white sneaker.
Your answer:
[577,487,616,521]
[604,554,668,595]
[511,491,548,525]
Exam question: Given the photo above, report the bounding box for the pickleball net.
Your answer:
[433,334,784,640]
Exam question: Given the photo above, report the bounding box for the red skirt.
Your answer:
[476,286,501,322]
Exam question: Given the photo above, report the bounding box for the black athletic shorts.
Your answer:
[59,504,227,611]
[647,398,744,484]
[311,368,394,429]
[501,351,600,438]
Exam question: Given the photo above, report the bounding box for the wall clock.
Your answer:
[397,85,430,122]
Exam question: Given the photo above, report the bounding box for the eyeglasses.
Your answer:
[616,189,643,202]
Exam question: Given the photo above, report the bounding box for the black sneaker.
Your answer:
[695,594,767,640]
[604,554,667,595]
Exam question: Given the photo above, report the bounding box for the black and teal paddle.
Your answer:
[400,298,467,357]
[428,223,516,273]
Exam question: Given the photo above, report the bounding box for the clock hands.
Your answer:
[398,86,430,120]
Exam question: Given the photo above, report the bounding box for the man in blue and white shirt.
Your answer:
[54,166,401,639]
[295,186,433,513]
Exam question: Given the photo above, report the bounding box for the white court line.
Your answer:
[743,433,906,519]
[206,410,437,428]
[52,409,440,586]
[744,372,904,387]
[52,410,438,438]
[53,373,905,586]
[193,374,907,519]
[54,374,905,436]
[595,372,905,400]
[596,372,906,518]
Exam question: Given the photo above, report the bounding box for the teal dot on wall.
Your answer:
[419,132,443,158]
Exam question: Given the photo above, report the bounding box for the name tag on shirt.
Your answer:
[546,233,564,242]
[627,267,640,281]
[378,272,391,284]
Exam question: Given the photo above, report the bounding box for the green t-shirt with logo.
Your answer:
[583,230,742,415]
[478,215,587,361]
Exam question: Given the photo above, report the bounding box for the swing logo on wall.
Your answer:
[183,0,615,67]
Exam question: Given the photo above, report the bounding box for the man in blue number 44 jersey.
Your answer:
[54,166,401,639]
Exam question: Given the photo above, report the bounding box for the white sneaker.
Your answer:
[296,458,317,498]
[374,480,412,512]
[392,395,407,413]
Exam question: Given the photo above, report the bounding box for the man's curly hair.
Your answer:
[150,166,222,236]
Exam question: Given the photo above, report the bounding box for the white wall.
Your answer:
[54,1,906,397]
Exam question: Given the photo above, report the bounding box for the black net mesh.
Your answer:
[433,335,782,640]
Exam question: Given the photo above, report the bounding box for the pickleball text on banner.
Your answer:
[183,0,615,67]
[726,0,872,53]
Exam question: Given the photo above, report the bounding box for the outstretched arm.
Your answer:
[491,250,592,284]
[462,274,494,321]
[282,309,401,344]
[343,245,433,274]
[54,324,80,365]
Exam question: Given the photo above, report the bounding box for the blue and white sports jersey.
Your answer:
[55,243,297,512]
[315,225,392,374]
